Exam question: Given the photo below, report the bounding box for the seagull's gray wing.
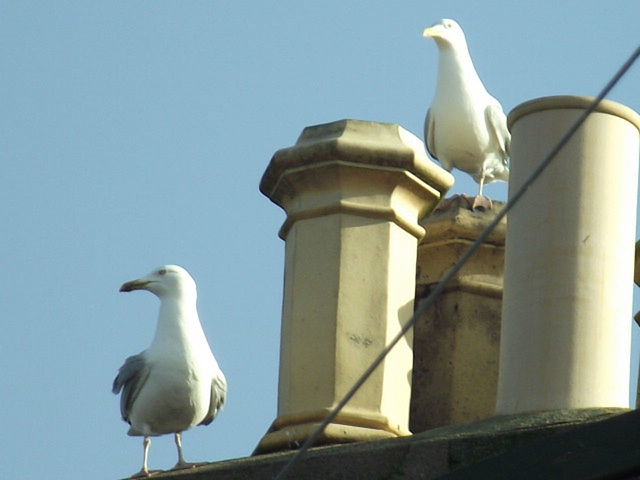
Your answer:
[424,108,438,161]
[112,353,151,423]
[484,99,511,165]
[199,373,227,426]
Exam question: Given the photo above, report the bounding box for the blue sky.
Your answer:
[2,2,640,479]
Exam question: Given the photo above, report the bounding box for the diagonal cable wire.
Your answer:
[273,43,640,480]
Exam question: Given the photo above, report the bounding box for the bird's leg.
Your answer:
[129,437,161,478]
[173,432,190,469]
[171,432,207,471]
[472,174,493,211]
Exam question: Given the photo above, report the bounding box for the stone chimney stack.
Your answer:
[255,119,453,454]
[496,96,640,414]
[411,197,506,432]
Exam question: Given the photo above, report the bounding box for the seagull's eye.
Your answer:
[158,269,167,276]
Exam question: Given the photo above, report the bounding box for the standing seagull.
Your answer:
[423,18,510,211]
[113,265,227,478]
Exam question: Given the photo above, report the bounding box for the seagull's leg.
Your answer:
[171,432,208,471]
[129,436,161,478]
[472,174,493,211]
[173,432,190,469]
[478,174,485,197]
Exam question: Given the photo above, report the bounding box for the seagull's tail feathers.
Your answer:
[494,165,509,182]
[477,161,509,185]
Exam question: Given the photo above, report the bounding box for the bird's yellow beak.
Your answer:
[423,26,439,38]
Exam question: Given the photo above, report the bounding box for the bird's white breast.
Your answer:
[432,99,493,173]
[127,309,219,436]
[128,348,216,436]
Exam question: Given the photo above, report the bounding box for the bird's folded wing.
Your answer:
[424,108,438,160]
[200,373,228,426]
[112,353,151,423]
[484,99,511,164]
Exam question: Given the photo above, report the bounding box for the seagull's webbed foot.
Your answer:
[436,195,458,211]
[459,193,474,209]
[170,460,209,471]
[472,195,493,212]
[129,468,162,478]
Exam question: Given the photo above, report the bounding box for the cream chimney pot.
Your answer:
[497,96,640,414]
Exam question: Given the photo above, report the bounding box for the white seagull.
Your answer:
[423,18,510,210]
[113,265,227,478]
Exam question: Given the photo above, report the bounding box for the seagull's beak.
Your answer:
[120,279,151,292]
[423,26,439,38]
